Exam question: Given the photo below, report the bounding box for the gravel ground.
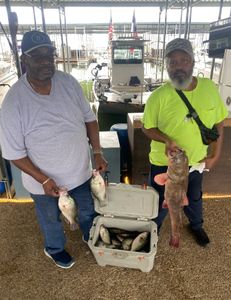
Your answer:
[0,198,230,300]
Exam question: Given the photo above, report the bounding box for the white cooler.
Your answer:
[88,183,159,272]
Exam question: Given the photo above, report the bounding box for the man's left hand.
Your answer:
[94,154,108,172]
[200,155,219,170]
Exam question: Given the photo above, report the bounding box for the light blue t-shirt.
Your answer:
[0,70,96,194]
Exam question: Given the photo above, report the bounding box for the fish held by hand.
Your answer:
[154,149,189,248]
[90,170,107,207]
[58,189,79,231]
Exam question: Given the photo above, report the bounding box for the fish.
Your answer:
[111,238,122,248]
[116,234,125,242]
[108,228,139,238]
[95,240,117,249]
[96,225,150,252]
[122,238,134,251]
[108,228,126,234]
[154,149,189,248]
[99,224,111,245]
[90,170,107,207]
[58,189,79,231]
[131,231,149,252]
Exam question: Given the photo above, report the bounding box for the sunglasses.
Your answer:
[25,52,57,63]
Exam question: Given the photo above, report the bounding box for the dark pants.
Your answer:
[149,164,204,231]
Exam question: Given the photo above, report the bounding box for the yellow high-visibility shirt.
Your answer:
[142,77,228,166]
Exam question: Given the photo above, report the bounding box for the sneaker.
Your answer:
[44,249,75,269]
[188,226,210,247]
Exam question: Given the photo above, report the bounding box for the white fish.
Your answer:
[122,238,133,251]
[90,170,107,207]
[99,224,111,245]
[58,189,79,231]
[95,240,117,249]
[131,232,149,252]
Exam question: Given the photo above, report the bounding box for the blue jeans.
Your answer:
[30,178,96,254]
[149,165,204,232]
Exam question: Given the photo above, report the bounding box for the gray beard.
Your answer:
[170,75,193,90]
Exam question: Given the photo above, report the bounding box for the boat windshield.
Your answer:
[113,46,143,64]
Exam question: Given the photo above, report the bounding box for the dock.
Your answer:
[56,57,97,68]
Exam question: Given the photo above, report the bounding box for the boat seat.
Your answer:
[0,152,13,198]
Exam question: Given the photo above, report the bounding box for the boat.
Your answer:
[91,36,160,130]
[0,58,16,83]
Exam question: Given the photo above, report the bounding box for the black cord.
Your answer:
[0,83,11,88]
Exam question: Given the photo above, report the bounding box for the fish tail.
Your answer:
[162,200,168,208]
[182,194,189,206]
[99,201,107,207]
[154,173,168,185]
[169,234,180,248]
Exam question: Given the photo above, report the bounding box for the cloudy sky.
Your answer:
[0,5,230,50]
[0,6,230,25]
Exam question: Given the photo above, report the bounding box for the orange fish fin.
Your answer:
[181,192,189,206]
[169,235,180,248]
[162,200,168,209]
[154,173,168,185]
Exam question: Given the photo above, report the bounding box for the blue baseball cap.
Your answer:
[21,30,56,54]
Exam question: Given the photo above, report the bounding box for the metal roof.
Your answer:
[1,0,231,8]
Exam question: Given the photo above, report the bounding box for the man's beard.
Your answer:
[168,69,193,90]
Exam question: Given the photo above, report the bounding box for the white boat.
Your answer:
[91,36,160,130]
[0,58,16,83]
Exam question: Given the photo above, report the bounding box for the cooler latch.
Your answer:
[103,214,114,218]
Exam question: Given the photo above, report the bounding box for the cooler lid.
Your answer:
[94,183,159,220]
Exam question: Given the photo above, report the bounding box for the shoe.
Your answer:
[188,226,210,247]
[44,249,75,269]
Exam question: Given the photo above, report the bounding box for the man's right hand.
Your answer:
[42,178,60,197]
[165,140,181,156]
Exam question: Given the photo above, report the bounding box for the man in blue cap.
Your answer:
[142,38,228,247]
[0,30,108,268]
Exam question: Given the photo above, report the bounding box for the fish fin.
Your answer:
[154,173,168,185]
[70,222,79,231]
[162,200,168,208]
[169,235,180,248]
[182,192,189,206]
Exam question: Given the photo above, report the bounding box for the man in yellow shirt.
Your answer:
[142,38,228,247]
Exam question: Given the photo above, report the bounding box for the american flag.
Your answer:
[108,10,114,41]
[131,9,138,38]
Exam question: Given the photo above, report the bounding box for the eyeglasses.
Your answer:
[167,58,192,68]
[25,52,57,63]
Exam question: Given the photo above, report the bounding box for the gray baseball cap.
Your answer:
[165,38,194,60]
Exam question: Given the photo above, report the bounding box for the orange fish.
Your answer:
[154,149,189,248]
